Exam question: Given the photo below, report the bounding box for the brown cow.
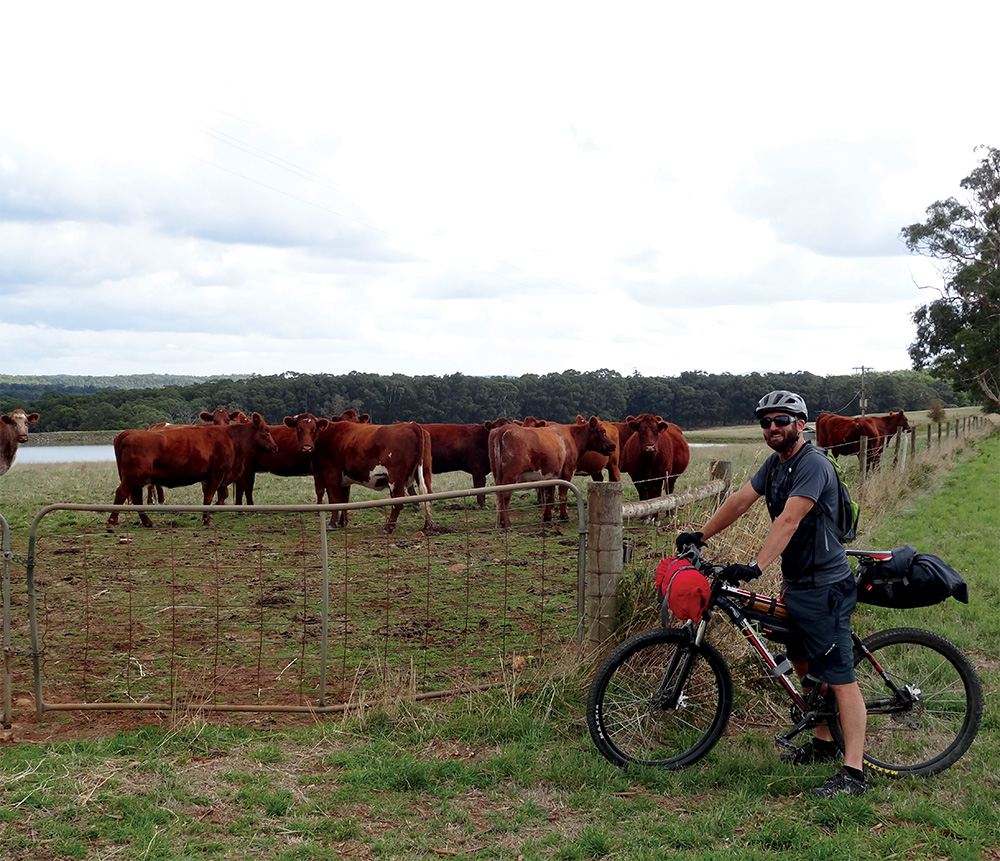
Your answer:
[816,412,895,466]
[236,412,328,505]
[421,419,511,507]
[147,407,248,503]
[309,419,433,533]
[107,411,277,529]
[0,408,39,476]
[867,410,911,466]
[619,413,690,499]
[488,415,616,529]
[573,415,622,482]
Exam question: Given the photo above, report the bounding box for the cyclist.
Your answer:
[675,390,868,797]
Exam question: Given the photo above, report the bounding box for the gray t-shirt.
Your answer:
[750,442,852,589]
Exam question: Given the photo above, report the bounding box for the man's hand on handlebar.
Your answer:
[719,562,761,584]
[675,531,705,553]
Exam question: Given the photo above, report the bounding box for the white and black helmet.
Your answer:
[755,390,808,420]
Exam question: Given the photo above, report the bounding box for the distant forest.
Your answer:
[0,369,969,433]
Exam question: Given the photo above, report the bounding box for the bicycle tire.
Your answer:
[587,627,733,769]
[832,627,983,777]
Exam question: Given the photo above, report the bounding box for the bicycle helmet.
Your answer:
[755,390,808,419]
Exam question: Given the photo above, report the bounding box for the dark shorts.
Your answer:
[782,576,857,685]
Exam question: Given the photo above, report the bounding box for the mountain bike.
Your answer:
[586,548,982,777]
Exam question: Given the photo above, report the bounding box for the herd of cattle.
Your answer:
[0,405,910,533]
[104,409,688,532]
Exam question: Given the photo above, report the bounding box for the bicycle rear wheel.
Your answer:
[587,627,733,769]
[850,627,983,777]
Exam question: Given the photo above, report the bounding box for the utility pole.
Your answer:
[853,365,873,415]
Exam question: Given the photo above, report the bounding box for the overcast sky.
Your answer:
[2,2,997,381]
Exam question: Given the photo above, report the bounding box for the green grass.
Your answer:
[0,428,997,859]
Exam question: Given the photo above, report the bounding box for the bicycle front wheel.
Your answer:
[587,627,733,769]
[854,627,983,777]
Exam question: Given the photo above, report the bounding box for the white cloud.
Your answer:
[1,1,997,382]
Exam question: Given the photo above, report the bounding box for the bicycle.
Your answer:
[586,547,983,777]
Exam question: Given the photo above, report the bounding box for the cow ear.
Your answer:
[360,414,371,423]
[28,413,39,423]
[1,415,12,425]
[252,412,265,425]
[199,411,213,422]
[283,415,297,428]
[316,418,329,430]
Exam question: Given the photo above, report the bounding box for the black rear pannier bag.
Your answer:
[856,544,969,608]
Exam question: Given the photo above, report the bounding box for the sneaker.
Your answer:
[780,739,839,765]
[810,767,868,797]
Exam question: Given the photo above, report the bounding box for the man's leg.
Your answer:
[830,680,866,770]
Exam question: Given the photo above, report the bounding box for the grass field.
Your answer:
[0,418,997,859]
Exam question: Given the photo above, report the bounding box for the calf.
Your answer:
[0,408,39,476]
[488,415,616,529]
[107,412,277,529]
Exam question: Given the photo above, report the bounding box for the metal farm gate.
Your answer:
[9,482,588,722]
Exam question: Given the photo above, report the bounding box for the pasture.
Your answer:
[0,423,994,859]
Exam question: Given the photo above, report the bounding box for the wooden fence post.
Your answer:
[586,482,624,650]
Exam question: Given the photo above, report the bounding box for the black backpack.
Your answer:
[765,444,859,543]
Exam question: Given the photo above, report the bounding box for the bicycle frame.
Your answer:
[686,552,914,749]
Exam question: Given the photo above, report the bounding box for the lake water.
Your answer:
[15,445,117,464]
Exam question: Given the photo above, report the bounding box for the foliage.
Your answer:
[1,368,969,433]
[902,145,1000,410]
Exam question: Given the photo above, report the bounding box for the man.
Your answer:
[675,390,868,797]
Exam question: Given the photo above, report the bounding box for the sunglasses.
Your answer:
[759,415,798,429]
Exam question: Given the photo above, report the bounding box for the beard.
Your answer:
[766,427,802,456]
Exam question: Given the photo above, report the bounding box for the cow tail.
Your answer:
[416,424,429,495]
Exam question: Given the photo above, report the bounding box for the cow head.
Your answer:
[583,415,616,456]
[889,410,910,431]
[331,408,370,424]
[2,409,39,443]
[285,412,328,452]
[200,407,246,425]
[627,413,667,453]
[250,412,279,453]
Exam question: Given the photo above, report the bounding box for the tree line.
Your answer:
[1,369,969,434]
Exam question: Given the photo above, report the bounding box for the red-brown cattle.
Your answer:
[573,415,622,482]
[867,410,911,466]
[488,415,616,529]
[309,420,433,533]
[619,413,690,500]
[0,408,39,476]
[421,419,511,508]
[108,412,277,529]
[816,412,883,464]
[147,407,248,503]
[236,412,328,505]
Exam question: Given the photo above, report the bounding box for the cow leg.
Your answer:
[107,482,133,528]
[384,490,404,533]
[236,472,254,506]
[496,490,512,530]
[471,470,488,508]
[558,485,569,522]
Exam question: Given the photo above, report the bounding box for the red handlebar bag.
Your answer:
[656,556,710,622]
